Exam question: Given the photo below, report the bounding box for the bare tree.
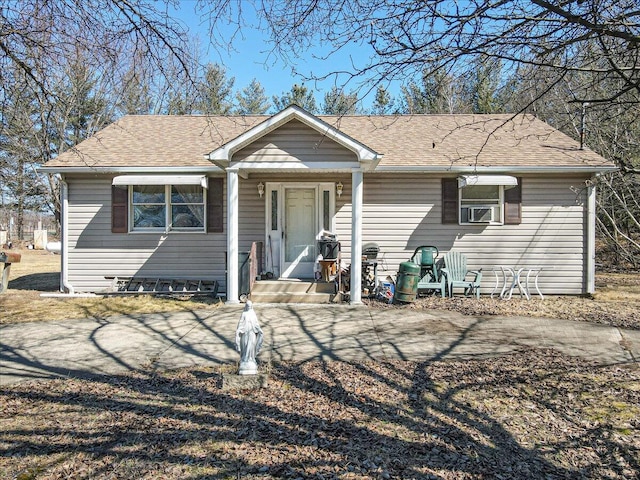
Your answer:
[1,46,119,236]
[0,68,47,239]
[255,0,639,269]
[593,171,640,268]
[0,0,210,231]
[257,0,639,106]
[0,0,197,101]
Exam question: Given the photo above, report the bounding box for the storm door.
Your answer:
[282,187,316,278]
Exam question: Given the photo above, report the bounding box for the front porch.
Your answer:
[209,106,381,305]
[237,239,387,304]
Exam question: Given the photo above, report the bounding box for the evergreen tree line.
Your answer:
[106,56,521,117]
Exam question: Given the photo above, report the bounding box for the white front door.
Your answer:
[265,182,336,279]
[282,187,316,278]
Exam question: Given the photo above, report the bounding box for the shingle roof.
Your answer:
[44,113,613,171]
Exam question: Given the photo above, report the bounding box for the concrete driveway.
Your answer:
[1,304,638,385]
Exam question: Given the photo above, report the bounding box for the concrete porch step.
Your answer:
[250,280,340,304]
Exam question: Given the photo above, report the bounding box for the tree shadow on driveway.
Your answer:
[1,304,638,478]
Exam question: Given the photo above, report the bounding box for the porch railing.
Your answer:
[247,241,263,294]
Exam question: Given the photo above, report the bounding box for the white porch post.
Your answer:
[350,168,364,304]
[586,180,596,294]
[226,168,240,304]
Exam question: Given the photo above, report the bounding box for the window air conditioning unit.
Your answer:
[469,206,493,223]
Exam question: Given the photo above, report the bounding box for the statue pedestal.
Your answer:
[238,360,258,375]
[221,373,269,391]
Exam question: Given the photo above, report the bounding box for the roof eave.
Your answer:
[373,165,618,174]
[39,164,617,175]
[38,165,225,174]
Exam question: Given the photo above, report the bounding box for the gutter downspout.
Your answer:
[60,178,75,294]
[586,177,596,294]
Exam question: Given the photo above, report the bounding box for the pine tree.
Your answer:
[0,69,48,239]
[464,56,504,114]
[272,84,317,113]
[195,63,235,115]
[56,57,110,148]
[400,69,466,114]
[321,86,359,114]
[400,82,428,114]
[119,69,154,115]
[370,85,395,115]
[235,79,271,114]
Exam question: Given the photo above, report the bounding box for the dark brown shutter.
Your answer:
[442,178,459,224]
[111,185,128,233]
[207,177,224,233]
[504,178,522,225]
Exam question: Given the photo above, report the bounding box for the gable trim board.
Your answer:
[41,107,616,301]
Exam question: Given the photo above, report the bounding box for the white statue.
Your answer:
[235,301,264,375]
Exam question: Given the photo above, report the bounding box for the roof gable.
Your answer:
[231,118,359,170]
[206,105,380,171]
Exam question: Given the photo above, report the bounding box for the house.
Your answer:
[40,105,616,303]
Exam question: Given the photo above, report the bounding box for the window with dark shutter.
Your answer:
[442,178,459,224]
[207,177,224,233]
[112,185,128,233]
[504,178,522,225]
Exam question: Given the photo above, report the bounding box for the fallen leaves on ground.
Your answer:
[366,291,640,330]
[1,349,638,479]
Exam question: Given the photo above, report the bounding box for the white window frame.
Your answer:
[129,184,206,233]
[459,184,505,225]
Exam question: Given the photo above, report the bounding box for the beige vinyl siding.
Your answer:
[65,173,349,293]
[65,171,590,296]
[358,174,589,295]
[238,177,266,251]
[65,175,226,293]
[334,179,353,257]
[233,119,357,164]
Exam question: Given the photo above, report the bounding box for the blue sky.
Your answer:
[170,2,400,109]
